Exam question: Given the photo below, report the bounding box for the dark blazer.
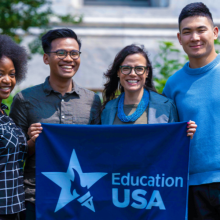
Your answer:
[101,91,179,125]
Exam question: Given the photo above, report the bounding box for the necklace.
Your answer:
[117,89,149,122]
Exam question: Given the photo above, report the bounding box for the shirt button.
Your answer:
[62,115,65,119]
[9,123,11,125]
[61,99,64,102]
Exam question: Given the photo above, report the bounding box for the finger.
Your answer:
[31,123,42,127]
[187,128,196,133]
[187,132,194,139]
[30,130,42,137]
[28,125,43,135]
[31,134,39,142]
[187,124,197,129]
[29,126,43,132]
[187,120,195,124]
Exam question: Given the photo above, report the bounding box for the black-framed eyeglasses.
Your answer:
[46,50,81,60]
[119,66,148,75]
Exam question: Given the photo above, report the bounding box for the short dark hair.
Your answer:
[179,2,213,30]
[41,28,81,53]
[0,35,27,83]
[102,44,157,110]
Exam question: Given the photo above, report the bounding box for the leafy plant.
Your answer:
[153,41,188,93]
[0,0,82,55]
[0,0,52,43]
[2,93,15,115]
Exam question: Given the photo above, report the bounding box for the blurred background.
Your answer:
[1,0,220,110]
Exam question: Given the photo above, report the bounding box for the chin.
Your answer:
[125,87,142,93]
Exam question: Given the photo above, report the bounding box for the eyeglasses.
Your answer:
[119,66,148,75]
[46,50,81,60]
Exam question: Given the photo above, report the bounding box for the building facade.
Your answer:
[19,0,220,91]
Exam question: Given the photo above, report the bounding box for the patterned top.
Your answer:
[0,103,27,214]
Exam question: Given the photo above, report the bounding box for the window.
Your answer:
[84,0,151,7]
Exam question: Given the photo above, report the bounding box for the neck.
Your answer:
[189,50,217,69]
[0,101,4,114]
[49,75,73,96]
[124,88,144,105]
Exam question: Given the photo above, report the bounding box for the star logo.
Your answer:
[42,149,108,212]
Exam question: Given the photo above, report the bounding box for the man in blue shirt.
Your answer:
[163,2,220,219]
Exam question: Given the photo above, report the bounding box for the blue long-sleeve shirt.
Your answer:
[163,54,220,186]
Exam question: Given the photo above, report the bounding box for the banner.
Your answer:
[36,122,190,220]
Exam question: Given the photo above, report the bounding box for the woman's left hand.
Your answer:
[187,120,197,139]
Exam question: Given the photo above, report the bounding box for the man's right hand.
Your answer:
[27,123,43,155]
[27,123,43,140]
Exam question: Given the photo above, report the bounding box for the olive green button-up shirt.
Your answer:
[9,77,101,203]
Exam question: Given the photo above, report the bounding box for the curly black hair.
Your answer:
[102,44,157,110]
[0,35,28,83]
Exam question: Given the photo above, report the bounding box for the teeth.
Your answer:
[1,87,10,90]
[62,66,72,69]
[127,80,138,83]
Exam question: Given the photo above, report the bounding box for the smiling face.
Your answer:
[178,16,218,62]
[117,53,148,96]
[0,56,16,103]
[43,38,80,81]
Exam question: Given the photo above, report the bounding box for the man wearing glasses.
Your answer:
[9,28,101,220]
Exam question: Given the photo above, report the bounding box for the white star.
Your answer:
[42,149,108,212]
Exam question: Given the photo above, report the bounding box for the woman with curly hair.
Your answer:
[101,44,197,138]
[0,35,35,220]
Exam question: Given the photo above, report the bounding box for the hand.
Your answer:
[27,123,43,142]
[187,120,197,139]
[27,123,42,156]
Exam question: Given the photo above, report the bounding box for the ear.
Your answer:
[177,32,182,45]
[43,53,49,65]
[213,26,219,40]
[145,72,149,79]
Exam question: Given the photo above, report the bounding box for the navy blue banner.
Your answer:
[36,123,190,220]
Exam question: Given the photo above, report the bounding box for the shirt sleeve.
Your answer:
[90,94,101,125]
[9,93,29,137]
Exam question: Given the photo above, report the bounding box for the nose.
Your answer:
[129,68,136,76]
[2,75,10,83]
[191,32,200,41]
[63,52,73,62]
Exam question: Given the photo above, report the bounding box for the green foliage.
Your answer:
[154,41,187,93]
[214,38,220,53]
[2,94,14,115]
[154,39,220,94]
[0,0,52,43]
[59,14,83,24]
[0,0,82,55]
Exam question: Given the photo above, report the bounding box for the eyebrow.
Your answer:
[182,26,208,32]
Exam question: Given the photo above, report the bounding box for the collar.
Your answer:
[43,76,81,96]
[1,103,8,111]
[184,54,220,75]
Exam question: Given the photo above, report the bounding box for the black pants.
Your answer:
[0,214,17,220]
[20,202,35,220]
[188,183,220,220]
